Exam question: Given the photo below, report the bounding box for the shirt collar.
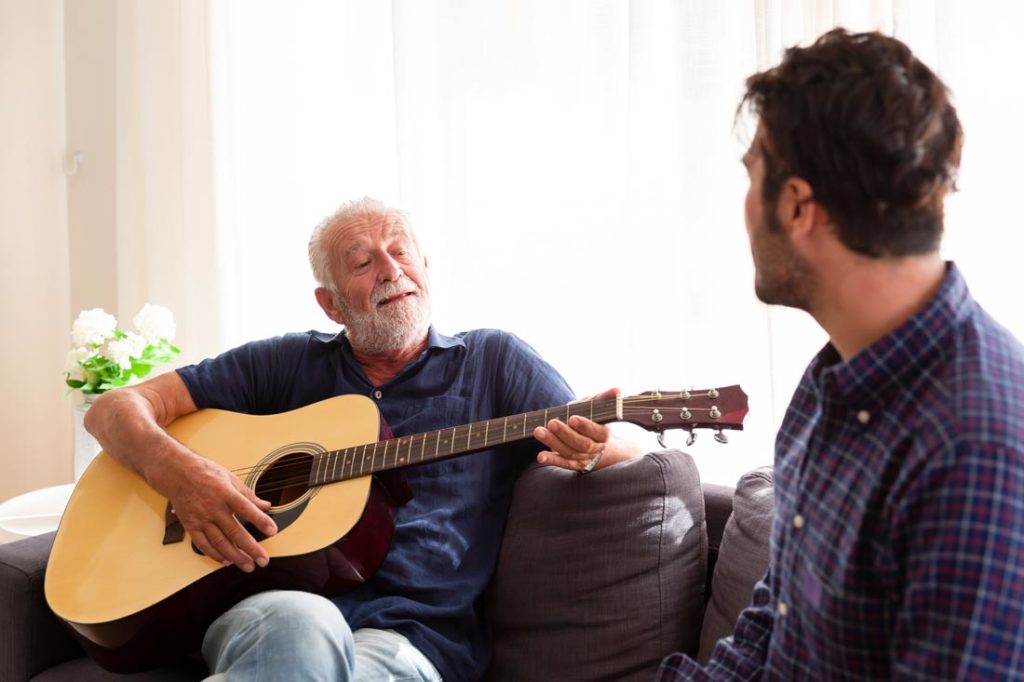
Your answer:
[425,326,465,351]
[811,261,971,405]
[329,325,464,351]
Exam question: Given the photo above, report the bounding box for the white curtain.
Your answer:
[111,0,221,364]
[204,0,1024,485]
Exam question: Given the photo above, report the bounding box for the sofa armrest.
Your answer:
[0,532,84,681]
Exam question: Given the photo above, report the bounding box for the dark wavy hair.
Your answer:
[740,28,963,257]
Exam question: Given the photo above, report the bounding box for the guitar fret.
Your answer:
[347,447,355,479]
[315,453,325,485]
[420,434,426,462]
[435,431,441,459]
[450,427,456,454]
[483,420,489,447]
[360,443,368,476]
[503,417,508,444]
[467,424,473,451]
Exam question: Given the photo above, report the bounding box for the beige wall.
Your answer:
[0,1,217,504]
[65,0,118,319]
[0,0,74,500]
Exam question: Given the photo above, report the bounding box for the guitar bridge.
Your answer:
[163,502,185,545]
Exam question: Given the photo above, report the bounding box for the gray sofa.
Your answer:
[0,451,773,681]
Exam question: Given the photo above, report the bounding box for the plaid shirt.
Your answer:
[658,263,1024,681]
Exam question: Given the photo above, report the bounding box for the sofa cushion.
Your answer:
[697,466,773,663]
[487,449,707,682]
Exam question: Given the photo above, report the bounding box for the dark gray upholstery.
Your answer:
[488,449,707,681]
[697,466,774,663]
[0,452,760,681]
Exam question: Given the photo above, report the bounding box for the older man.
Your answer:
[86,197,639,681]
[657,29,1024,680]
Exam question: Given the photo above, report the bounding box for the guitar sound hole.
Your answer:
[254,452,314,507]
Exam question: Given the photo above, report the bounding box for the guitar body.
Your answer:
[45,394,393,673]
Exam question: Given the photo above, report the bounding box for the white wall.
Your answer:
[0,0,73,500]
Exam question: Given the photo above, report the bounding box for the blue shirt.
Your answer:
[178,327,574,681]
[658,263,1024,680]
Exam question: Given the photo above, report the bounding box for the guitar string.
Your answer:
[218,399,741,497]
[218,394,740,487]
[223,402,734,482]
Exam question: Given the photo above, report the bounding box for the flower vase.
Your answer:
[73,394,102,481]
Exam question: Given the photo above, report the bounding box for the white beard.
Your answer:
[337,278,432,355]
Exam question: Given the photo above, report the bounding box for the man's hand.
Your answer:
[533,387,643,473]
[154,451,278,573]
[86,372,278,573]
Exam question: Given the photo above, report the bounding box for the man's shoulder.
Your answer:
[232,330,342,353]
[445,328,545,358]
[911,303,1024,459]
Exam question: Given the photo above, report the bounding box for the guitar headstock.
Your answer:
[620,385,749,442]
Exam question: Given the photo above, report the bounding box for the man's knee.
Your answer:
[204,590,353,676]
[245,590,350,640]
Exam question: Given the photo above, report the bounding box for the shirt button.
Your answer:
[857,409,871,424]
[793,514,805,529]
[373,390,383,399]
[777,601,788,616]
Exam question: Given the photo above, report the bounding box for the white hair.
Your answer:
[307,196,413,291]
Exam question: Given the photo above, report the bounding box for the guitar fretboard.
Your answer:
[309,396,621,486]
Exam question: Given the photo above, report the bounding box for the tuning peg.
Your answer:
[657,431,667,448]
[686,430,697,447]
[714,430,729,444]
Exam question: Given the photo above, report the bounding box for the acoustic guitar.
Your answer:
[45,386,748,673]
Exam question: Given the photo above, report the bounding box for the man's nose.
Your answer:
[377,256,403,282]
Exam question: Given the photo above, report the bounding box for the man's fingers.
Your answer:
[536,451,589,472]
[533,424,573,455]
[231,486,278,538]
[543,417,608,453]
[189,529,225,565]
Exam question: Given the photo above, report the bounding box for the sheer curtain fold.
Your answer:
[114,0,220,364]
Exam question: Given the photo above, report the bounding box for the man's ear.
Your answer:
[315,287,347,326]
[777,177,828,240]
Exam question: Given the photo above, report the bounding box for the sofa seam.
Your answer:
[655,451,669,656]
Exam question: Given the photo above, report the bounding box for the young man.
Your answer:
[86,197,639,680]
[658,29,1024,679]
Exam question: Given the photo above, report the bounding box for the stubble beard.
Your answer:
[336,279,432,355]
[752,209,815,312]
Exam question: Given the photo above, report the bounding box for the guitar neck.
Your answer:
[310,397,621,486]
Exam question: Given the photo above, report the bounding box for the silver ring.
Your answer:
[580,448,605,474]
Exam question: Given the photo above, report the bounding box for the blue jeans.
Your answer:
[201,590,442,681]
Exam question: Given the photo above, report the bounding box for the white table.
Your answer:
[0,484,74,543]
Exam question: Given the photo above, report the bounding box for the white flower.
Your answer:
[65,347,94,380]
[66,302,180,395]
[125,331,147,358]
[133,304,176,343]
[104,337,136,371]
[71,308,118,347]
